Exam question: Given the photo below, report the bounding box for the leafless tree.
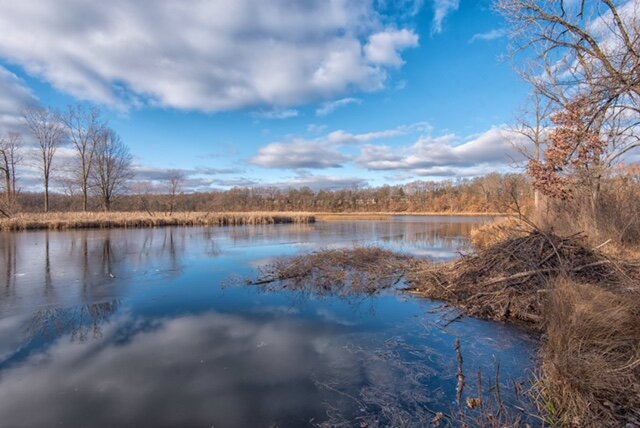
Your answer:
[166,169,184,215]
[23,106,66,212]
[0,132,22,204]
[510,91,553,208]
[498,0,640,196]
[91,128,133,211]
[62,104,103,211]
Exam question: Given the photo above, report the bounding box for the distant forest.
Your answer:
[14,173,532,213]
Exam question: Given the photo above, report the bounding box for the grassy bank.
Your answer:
[0,211,315,231]
[314,211,506,221]
[0,210,506,231]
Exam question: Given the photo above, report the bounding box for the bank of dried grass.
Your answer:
[0,211,315,231]
[536,278,640,427]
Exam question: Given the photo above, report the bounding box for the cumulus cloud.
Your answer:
[0,1,418,112]
[0,66,37,131]
[357,127,526,176]
[431,0,460,35]
[469,29,507,43]
[364,29,419,66]
[251,122,429,169]
[315,97,361,116]
[251,139,349,169]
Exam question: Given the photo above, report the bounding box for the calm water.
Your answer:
[0,217,537,427]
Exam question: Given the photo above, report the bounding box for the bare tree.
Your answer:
[166,169,184,215]
[498,0,640,198]
[92,128,133,211]
[62,104,103,211]
[510,91,553,209]
[0,132,22,205]
[23,107,66,212]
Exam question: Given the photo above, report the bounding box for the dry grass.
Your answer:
[0,210,504,231]
[536,180,640,251]
[248,246,414,296]
[0,211,315,231]
[470,217,532,251]
[537,278,640,427]
[315,213,393,221]
[410,225,640,426]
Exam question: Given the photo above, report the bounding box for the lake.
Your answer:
[0,217,537,427]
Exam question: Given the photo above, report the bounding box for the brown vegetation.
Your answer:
[535,166,640,253]
[537,278,640,427]
[248,247,413,297]
[408,230,636,326]
[414,223,640,426]
[7,172,532,215]
[0,211,315,231]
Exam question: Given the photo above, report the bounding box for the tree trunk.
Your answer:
[44,182,49,213]
[83,186,88,212]
[3,169,10,204]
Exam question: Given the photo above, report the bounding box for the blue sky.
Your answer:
[0,0,531,191]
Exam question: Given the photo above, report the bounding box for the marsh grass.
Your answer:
[0,211,315,231]
[536,278,640,427]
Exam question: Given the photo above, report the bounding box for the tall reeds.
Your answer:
[0,211,315,231]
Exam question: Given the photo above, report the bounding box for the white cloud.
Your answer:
[469,29,506,43]
[251,122,429,169]
[0,66,37,131]
[431,0,459,35]
[357,127,526,176]
[274,173,367,190]
[315,97,361,116]
[250,139,349,169]
[0,1,418,113]
[364,29,419,66]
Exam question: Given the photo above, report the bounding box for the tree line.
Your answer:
[0,104,133,216]
[9,173,534,214]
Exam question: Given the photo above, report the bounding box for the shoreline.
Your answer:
[0,212,316,231]
[0,210,506,231]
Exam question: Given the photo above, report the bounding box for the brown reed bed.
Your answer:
[536,278,640,427]
[0,211,315,231]
[314,213,393,221]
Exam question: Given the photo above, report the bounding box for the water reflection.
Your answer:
[26,300,120,342]
[0,218,536,427]
[0,306,534,428]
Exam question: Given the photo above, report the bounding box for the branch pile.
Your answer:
[406,230,638,326]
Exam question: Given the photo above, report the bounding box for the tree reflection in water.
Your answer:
[25,300,120,342]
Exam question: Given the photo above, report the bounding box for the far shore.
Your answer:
[0,211,505,231]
